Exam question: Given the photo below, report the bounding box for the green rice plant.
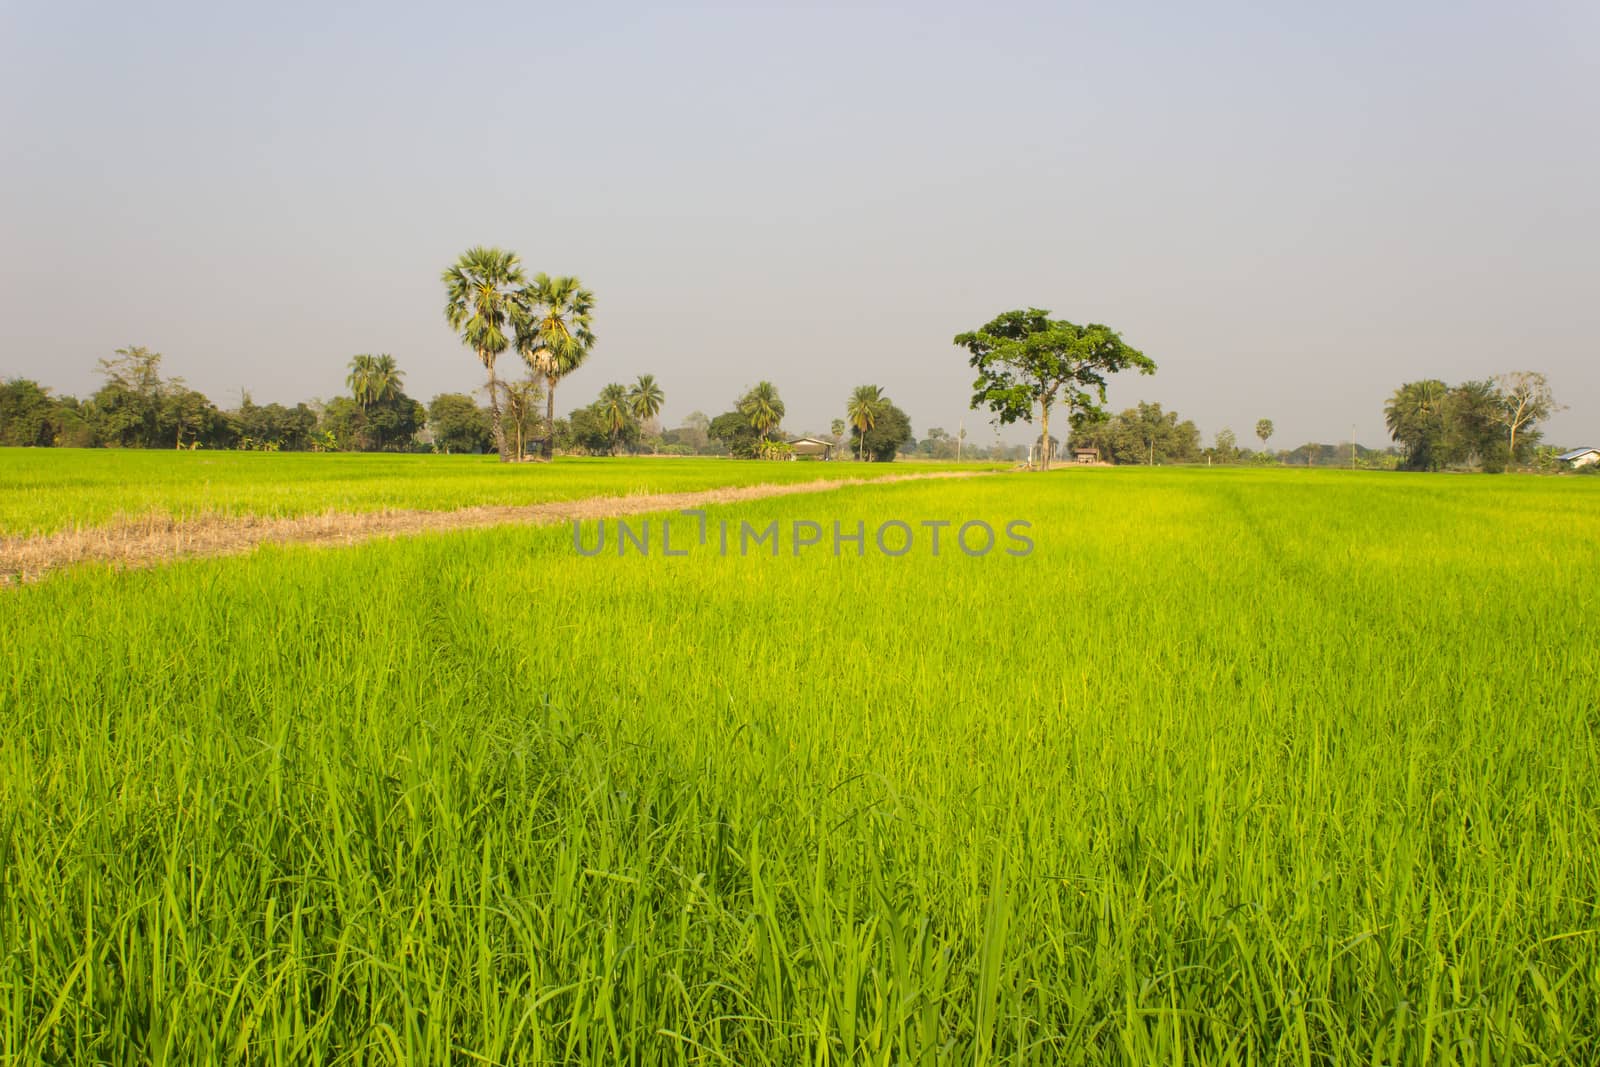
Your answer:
[0,468,1596,1063]
[0,450,996,536]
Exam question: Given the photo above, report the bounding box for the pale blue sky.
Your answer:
[2,1,1595,447]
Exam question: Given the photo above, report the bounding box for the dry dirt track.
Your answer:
[1,470,991,584]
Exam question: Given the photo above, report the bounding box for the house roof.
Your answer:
[788,436,832,446]
[1557,447,1599,460]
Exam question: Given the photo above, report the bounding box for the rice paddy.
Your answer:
[2,460,1597,1063]
[0,450,994,537]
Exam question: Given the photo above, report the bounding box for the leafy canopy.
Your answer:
[955,309,1154,426]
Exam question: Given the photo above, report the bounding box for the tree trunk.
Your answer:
[543,379,557,460]
[484,354,508,462]
[1039,403,1051,471]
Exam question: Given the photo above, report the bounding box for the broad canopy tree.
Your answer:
[955,309,1154,470]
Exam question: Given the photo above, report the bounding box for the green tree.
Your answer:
[738,382,785,443]
[847,385,884,462]
[428,392,493,454]
[1214,427,1238,462]
[1097,402,1200,465]
[628,374,665,424]
[347,354,402,410]
[1492,371,1559,467]
[1384,381,1449,470]
[518,274,595,461]
[500,378,543,459]
[856,399,914,462]
[708,409,762,457]
[597,383,634,455]
[1255,419,1274,451]
[0,379,62,446]
[955,309,1154,471]
[443,247,526,462]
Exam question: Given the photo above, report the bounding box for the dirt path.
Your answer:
[1,470,990,584]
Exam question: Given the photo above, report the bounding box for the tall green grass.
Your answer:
[0,450,994,536]
[2,469,1597,1062]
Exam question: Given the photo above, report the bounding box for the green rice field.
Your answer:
[0,450,994,536]
[2,458,1598,1063]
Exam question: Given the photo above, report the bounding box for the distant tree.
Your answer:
[857,399,914,462]
[1097,402,1201,465]
[709,409,763,458]
[347,354,402,410]
[955,309,1154,470]
[737,382,785,443]
[499,378,542,459]
[1255,419,1274,450]
[0,379,62,446]
[428,392,494,454]
[665,410,712,453]
[596,383,634,455]
[444,247,526,462]
[628,374,664,422]
[1384,381,1450,471]
[1446,379,1510,472]
[847,385,885,461]
[518,274,595,461]
[233,396,318,451]
[1492,371,1559,467]
[1214,427,1238,462]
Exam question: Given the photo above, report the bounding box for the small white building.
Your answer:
[1557,447,1600,469]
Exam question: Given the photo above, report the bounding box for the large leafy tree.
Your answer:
[427,392,494,454]
[737,382,785,442]
[855,398,914,462]
[0,378,62,447]
[846,385,884,462]
[517,274,595,460]
[443,247,527,462]
[955,309,1154,470]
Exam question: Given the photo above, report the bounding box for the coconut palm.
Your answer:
[847,385,885,461]
[347,354,402,409]
[738,381,784,443]
[597,382,631,455]
[443,247,527,461]
[628,374,664,423]
[517,274,595,460]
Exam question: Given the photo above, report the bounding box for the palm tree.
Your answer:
[738,381,784,445]
[628,374,664,423]
[847,385,884,461]
[597,382,631,455]
[443,247,527,462]
[517,274,595,460]
[502,377,543,460]
[348,354,402,409]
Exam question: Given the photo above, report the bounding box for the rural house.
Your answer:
[788,436,834,459]
[1557,447,1599,469]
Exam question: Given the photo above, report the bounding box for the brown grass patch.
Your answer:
[0,470,988,585]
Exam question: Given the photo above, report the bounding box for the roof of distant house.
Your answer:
[1556,447,1598,460]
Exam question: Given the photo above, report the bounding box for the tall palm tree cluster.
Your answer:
[346,354,402,409]
[442,248,595,461]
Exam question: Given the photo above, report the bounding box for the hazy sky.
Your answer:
[2,0,1595,447]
